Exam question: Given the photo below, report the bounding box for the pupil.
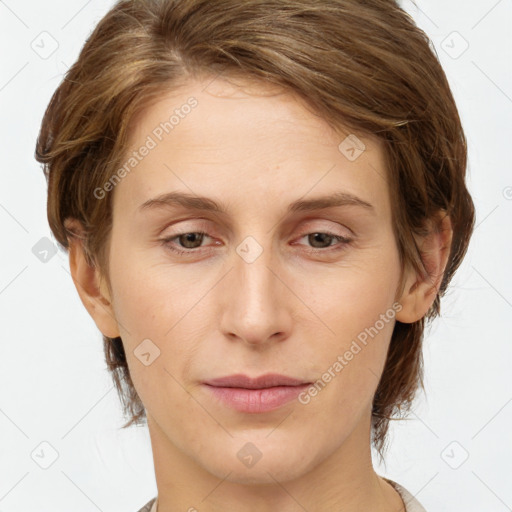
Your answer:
[181,233,202,248]
[309,233,332,248]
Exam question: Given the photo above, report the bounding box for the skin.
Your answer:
[66,75,452,511]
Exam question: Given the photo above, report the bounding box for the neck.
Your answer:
[147,410,404,512]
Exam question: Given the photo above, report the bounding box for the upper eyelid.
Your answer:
[161,227,352,240]
[159,216,354,236]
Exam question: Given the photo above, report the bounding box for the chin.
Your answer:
[214,462,308,486]
[198,443,317,486]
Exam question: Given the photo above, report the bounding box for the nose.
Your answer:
[218,236,293,347]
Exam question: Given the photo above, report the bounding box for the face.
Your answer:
[92,75,411,484]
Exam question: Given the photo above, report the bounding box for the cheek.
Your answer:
[106,239,223,402]
[296,247,401,406]
[108,242,186,337]
[295,306,397,445]
[295,240,401,340]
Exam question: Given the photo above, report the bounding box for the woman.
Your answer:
[35,0,475,510]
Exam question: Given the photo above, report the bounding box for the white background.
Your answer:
[0,0,511,511]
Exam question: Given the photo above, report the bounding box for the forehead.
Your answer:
[128,75,340,150]
[114,75,389,218]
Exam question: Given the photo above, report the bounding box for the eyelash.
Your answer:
[159,230,352,257]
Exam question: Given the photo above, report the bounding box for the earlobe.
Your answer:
[64,218,120,339]
[395,212,453,324]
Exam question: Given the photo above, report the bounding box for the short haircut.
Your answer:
[35,0,475,457]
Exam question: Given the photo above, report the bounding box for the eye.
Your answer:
[294,231,352,253]
[160,231,214,256]
[160,229,352,257]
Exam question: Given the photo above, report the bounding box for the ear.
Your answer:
[395,211,453,323]
[64,218,121,338]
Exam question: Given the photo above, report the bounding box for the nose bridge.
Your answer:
[219,232,290,345]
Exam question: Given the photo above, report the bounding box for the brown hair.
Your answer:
[35,0,475,457]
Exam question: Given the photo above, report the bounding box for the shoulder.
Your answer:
[135,496,157,512]
[383,478,428,512]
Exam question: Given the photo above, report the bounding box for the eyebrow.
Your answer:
[138,190,375,215]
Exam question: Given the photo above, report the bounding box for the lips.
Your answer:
[202,373,312,413]
[203,373,309,389]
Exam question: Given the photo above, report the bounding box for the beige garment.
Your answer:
[384,477,427,512]
[136,478,426,511]
[136,496,156,512]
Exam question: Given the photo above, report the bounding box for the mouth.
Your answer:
[202,373,312,413]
